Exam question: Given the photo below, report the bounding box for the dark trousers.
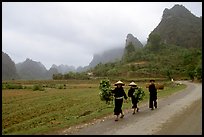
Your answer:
[131,97,139,108]
[149,95,157,109]
[114,99,123,115]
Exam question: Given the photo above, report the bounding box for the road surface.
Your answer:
[58,81,202,135]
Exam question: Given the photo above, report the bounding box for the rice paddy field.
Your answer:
[2,79,186,135]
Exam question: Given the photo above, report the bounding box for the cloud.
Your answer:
[2,2,202,69]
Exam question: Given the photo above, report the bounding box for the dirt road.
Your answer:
[60,81,202,135]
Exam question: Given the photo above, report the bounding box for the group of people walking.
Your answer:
[111,79,157,121]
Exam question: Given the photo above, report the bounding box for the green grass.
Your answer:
[121,81,187,111]
[2,80,186,135]
[157,82,187,98]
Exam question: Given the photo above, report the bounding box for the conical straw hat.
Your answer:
[128,82,137,86]
[114,80,125,86]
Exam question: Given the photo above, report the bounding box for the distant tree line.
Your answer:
[52,72,90,80]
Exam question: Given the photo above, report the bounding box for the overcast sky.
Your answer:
[2,2,202,70]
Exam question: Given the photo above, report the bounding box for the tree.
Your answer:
[166,69,172,81]
[125,42,135,53]
[52,73,63,80]
[147,33,162,51]
[123,42,136,62]
[195,62,202,80]
[99,80,113,104]
[187,65,196,81]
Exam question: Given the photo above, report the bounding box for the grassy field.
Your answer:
[2,79,186,135]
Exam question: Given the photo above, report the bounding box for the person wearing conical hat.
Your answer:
[128,82,139,114]
[111,80,127,121]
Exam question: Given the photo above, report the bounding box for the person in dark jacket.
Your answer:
[111,80,128,121]
[128,82,139,114]
[149,79,157,110]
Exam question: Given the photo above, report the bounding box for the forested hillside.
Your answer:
[90,45,201,80]
[149,4,202,49]
[2,52,19,80]
[88,4,202,81]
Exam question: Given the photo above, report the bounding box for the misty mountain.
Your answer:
[2,4,201,80]
[90,4,202,80]
[126,33,143,48]
[15,58,51,80]
[2,51,19,80]
[76,66,90,72]
[50,64,76,74]
[47,67,59,77]
[149,4,202,49]
[14,60,79,80]
[88,47,124,69]
[123,33,144,61]
[88,33,143,69]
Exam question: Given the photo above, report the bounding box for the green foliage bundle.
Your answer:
[133,87,145,101]
[99,80,113,104]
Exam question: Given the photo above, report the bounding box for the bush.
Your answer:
[99,79,113,104]
[2,83,23,89]
[57,84,66,89]
[32,84,45,91]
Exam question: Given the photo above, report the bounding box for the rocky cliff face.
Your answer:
[2,51,19,80]
[125,33,143,48]
[149,4,202,49]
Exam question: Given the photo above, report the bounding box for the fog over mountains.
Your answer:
[2,4,202,80]
[88,33,144,69]
[2,32,142,80]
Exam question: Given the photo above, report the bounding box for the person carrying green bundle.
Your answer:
[128,82,145,114]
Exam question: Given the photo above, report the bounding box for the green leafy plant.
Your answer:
[133,87,145,101]
[2,83,23,89]
[32,84,45,91]
[99,80,113,104]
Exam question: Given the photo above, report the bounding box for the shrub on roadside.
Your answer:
[2,83,23,89]
[32,84,45,91]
